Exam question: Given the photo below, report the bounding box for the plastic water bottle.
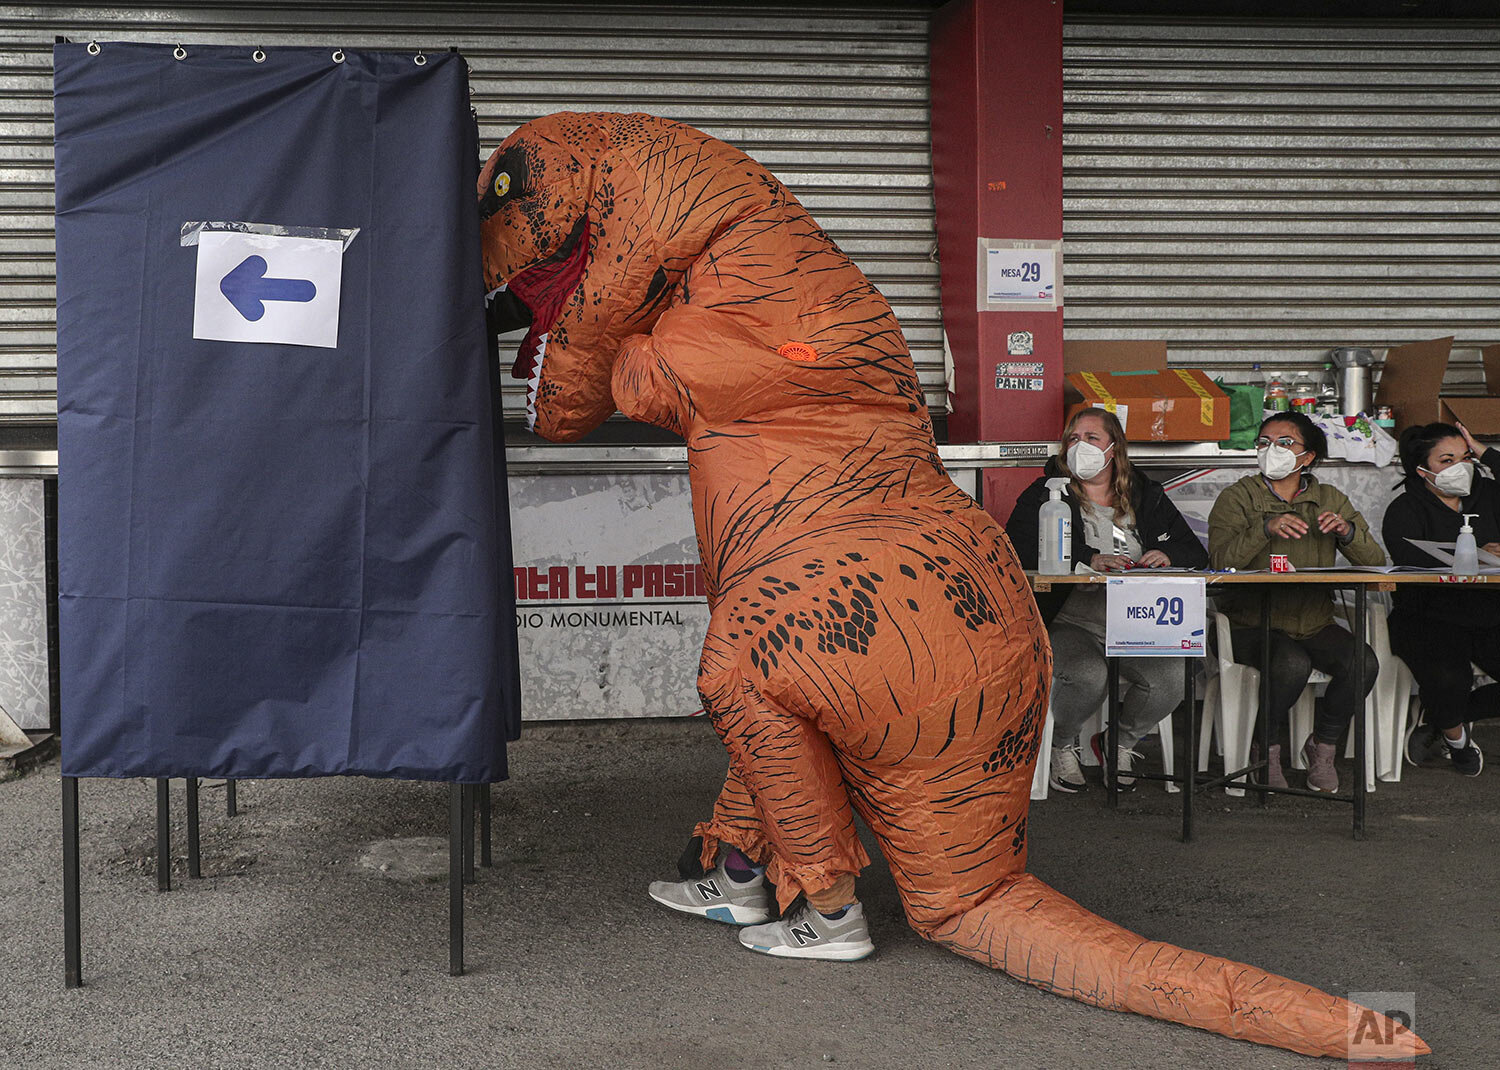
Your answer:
[1039,477,1072,575]
[1290,370,1317,414]
[1454,513,1479,575]
[1263,368,1289,412]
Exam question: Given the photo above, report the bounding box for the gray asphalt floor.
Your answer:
[2,719,1495,1069]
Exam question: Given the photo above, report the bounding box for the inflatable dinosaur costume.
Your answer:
[478,112,1426,1060]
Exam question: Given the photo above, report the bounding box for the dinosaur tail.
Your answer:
[928,872,1428,1060]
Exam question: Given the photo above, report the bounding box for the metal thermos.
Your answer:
[1329,347,1374,416]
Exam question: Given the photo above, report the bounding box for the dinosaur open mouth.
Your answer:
[490,216,591,430]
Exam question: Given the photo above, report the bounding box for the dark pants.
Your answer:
[1389,614,1500,732]
[1230,623,1378,746]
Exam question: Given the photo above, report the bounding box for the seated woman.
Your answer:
[1008,408,1208,794]
[1207,411,1383,792]
[1381,420,1494,776]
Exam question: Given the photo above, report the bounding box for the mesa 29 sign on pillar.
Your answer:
[53,43,520,781]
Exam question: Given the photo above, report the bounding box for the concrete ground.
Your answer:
[2,719,1495,1070]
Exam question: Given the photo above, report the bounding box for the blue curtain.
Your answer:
[54,43,519,780]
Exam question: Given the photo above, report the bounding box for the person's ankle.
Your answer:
[722,847,764,883]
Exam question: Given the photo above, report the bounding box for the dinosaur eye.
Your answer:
[494,171,511,198]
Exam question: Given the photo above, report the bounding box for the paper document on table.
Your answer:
[1404,538,1500,570]
[1295,564,1450,573]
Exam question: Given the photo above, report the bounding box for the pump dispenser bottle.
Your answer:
[1454,513,1480,575]
[1039,477,1072,575]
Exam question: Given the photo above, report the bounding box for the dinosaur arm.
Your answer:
[612,304,796,433]
[612,330,692,436]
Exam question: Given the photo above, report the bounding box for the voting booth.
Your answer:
[52,41,519,982]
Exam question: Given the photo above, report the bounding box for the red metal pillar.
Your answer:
[930,0,1064,447]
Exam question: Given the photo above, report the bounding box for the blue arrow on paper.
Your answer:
[219,255,317,322]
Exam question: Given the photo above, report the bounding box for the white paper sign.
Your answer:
[193,230,346,348]
[985,246,1057,305]
[1105,576,1207,657]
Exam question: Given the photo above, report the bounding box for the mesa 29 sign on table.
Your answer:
[1105,576,1206,657]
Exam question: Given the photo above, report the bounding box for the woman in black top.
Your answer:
[1381,420,1496,776]
[1008,408,1208,795]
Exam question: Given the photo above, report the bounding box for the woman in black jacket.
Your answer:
[1007,408,1208,794]
[1381,420,1496,776]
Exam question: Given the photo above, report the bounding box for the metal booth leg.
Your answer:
[186,777,202,879]
[225,779,238,817]
[479,783,492,868]
[449,783,464,976]
[62,775,82,988]
[155,778,171,892]
[461,784,476,884]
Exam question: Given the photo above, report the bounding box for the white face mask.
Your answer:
[1066,440,1113,480]
[1257,443,1305,481]
[1421,460,1473,498]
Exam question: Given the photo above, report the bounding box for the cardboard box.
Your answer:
[1062,340,1229,442]
[1373,336,1500,435]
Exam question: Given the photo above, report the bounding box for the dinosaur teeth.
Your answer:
[524,332,549,432]
[483,283,508,306]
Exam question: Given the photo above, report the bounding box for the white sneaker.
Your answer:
[648,859,773,925]
[1048,743,1087,794]
[1091,731,1141,791]
[738,901,874,961]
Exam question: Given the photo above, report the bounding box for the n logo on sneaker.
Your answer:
[790,921,819,946]
[696,879,721,901]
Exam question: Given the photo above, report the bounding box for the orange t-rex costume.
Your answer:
[478,111,1426,1060]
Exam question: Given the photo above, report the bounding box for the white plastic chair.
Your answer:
[1030,702,1056,800]
[1198,610,1263,797]
[1367,600,1415,783]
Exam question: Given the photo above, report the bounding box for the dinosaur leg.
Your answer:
[696,673,871,913]
[687,763,767,872]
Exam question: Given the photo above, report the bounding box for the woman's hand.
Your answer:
[1483,542,1500,559]
[1456,420,1486,460]
[1090,553,1134,572]
[1265,513,1309,539]
[1138,549,1171,568]
[1316,511,1352,538]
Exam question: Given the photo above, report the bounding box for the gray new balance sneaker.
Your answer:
[648,860,773,925]
[737,901,874,961]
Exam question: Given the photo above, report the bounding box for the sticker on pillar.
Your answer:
[1007,331,1034,355]
[995,362,1044,391]
[185,222,359,348]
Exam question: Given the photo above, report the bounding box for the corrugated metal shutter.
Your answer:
[1063,16,1500,393]
[0,2,940,423]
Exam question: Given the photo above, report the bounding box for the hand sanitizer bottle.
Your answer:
[1039,477,1072,575]
[1454,513,1479,575]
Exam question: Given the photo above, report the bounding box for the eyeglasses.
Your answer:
[1255,436,1304,450]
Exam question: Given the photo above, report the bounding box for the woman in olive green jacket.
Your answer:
[1207,412,1384,794]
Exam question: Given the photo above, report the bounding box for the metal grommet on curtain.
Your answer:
[332,49,345,63]
[413,52,427,66]
[252,49,266,63]
[173,46,187,60]
[86,42,100,56]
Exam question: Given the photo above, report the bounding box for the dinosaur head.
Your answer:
[478,113,678,441]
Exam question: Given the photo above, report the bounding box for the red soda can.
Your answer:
[1269,554,1291,573]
